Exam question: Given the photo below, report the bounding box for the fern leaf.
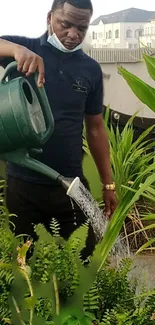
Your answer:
[50,219,61,237]
[83,285,100,313]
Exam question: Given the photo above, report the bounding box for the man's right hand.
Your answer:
[14,45,45,87]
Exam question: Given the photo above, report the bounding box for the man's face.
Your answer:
[48,3,92,50]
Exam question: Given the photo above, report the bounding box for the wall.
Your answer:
[101,60,155,118]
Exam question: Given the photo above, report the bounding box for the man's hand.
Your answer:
[14,45,45,87]
[103,190,118,218]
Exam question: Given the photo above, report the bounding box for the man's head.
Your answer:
[47,0,93,50]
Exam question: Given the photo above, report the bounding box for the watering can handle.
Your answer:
[1,61,54,141]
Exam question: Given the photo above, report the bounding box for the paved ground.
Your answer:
[111,252,155,290]
[133,253,155,288]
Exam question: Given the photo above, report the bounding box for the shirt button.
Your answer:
[60,70,63,74]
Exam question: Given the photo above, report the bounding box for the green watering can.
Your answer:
[0,61,71,189]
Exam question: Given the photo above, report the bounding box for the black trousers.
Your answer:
[6,176,97,258]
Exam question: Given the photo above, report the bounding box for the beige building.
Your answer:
[139,18,155,48]
[90,8,155,49]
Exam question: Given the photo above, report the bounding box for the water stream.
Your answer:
[67,177,129,259]
[67,177,108,241]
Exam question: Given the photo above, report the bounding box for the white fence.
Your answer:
[88,47,155,63]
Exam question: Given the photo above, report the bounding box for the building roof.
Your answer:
[91,8,155,25]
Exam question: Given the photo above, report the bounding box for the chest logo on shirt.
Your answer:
[72,77,88,94]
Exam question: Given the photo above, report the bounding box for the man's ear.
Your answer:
[47,11,52,25]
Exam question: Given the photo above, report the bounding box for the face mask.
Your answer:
[47,25,83,53]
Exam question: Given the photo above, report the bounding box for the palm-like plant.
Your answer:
[104,111,155,201]
[83,112,155,249]
[117,51,155,252]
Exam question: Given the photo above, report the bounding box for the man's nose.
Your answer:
[67,27,79,39]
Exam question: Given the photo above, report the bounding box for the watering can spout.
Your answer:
[0,149,75,192]
[57,176,73,191]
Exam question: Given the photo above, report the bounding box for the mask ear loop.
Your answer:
[48,12,54,36]
[48,24,52,36]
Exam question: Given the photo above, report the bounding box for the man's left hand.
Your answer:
[103,190,118,218]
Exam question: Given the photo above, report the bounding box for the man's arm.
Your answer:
[84,61,117,215]
[85,113,112,185]
[0,37,44,86]
[0,38,17,61]
[85,113,117,216]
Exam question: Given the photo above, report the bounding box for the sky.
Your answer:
[0,0,155,37]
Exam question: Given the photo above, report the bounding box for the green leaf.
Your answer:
[79,315,93,325]
[1,319,12,325]
[24,296,35,310]
[128,223,155,236]
[136,238,155,254]
[143,53,155,81]
[141,213,155,221]
[62,315,79,325]
[118,66,155,112]
[0,262,12,269]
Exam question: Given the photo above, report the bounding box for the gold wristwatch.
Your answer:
[103,182,116,191]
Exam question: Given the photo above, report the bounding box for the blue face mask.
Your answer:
[47,26,83,53]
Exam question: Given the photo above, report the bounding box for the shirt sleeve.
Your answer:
[0,35,29,68]
[85,63,104,115]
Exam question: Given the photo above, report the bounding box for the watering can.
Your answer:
[0,61,71,189]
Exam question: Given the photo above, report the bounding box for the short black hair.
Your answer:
[51,0,93,14]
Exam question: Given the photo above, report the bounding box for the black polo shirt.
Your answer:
[0,33,103,184]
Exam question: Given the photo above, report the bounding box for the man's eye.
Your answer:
[79,27,87,32]
[61,22,69,28]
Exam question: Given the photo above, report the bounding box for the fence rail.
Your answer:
[88,47,155,63]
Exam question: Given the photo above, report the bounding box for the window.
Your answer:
[108,30,112,39]
[138,30,143,37]
[147,42,152,48]
[98,32,103,38]
[128,44,133,49]
[135,29,143,38]
[126,29,132,38]
[134,44,138,49]
[106,32,108,39]
[92,32,97,40]
[115,29,119,38]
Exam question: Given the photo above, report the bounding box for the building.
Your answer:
[89,8,155,49]
[139,17,155,48]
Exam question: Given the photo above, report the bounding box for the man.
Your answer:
[0,0,117,256]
